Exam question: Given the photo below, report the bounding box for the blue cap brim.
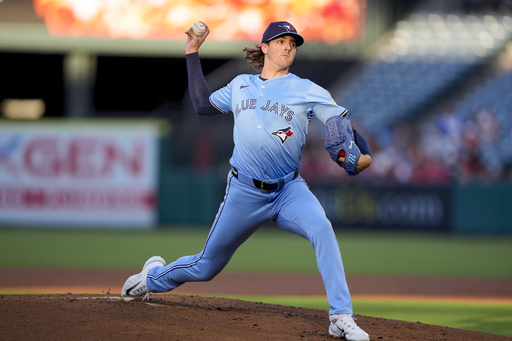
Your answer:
[263,32,304,47]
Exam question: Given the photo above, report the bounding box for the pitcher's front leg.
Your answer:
[147,175,269,292]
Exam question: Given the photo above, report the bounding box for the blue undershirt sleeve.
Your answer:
[185,52,223,116]
[354,130,371,155]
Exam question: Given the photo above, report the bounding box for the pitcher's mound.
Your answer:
[1,294,509,340]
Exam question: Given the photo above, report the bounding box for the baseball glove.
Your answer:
[324,111,361,176]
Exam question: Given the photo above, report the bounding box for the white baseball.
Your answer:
[192,22,206,36]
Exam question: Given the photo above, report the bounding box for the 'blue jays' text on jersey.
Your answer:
[209,73,346,180]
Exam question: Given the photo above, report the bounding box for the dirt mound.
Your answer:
[1,294,510,341]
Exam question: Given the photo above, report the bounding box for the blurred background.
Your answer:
[1,0,511,234]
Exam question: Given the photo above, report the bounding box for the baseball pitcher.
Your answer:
[122,21,372,341]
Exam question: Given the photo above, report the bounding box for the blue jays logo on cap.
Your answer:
[262,21,304,47]
[280,23,296,32]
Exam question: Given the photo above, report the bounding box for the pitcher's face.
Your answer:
[262,35,297,71]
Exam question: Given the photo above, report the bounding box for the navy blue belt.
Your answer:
[231,167,299,192]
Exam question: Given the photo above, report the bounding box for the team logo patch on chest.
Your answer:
[271,126,294,144]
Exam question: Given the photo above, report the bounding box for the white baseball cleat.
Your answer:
[329,314,370,341]
[121,256,166,302]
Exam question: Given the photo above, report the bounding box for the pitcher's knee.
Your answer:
[194,263,224,282]
[197,271,216,282]
[309,220,334,235]
[308,221,337,242]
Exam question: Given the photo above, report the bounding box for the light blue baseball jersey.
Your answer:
[210,73,346,180]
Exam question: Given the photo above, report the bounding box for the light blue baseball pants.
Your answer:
[146,170,353,315]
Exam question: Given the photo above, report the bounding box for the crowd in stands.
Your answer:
[300,101,511,185]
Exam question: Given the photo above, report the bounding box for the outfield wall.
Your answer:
[452,183,512,234]
[157,174,512,234]
[1,120,510,233]
[310,183,512,234]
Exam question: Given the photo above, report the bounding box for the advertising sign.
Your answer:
[312,184,452,231]
[0,120,162,229]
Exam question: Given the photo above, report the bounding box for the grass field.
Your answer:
[1,226,511,336]
[1,227,511,277]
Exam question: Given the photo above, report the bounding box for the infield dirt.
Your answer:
[1,268,511,340]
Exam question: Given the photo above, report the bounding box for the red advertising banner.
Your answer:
[0,120,162,229]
